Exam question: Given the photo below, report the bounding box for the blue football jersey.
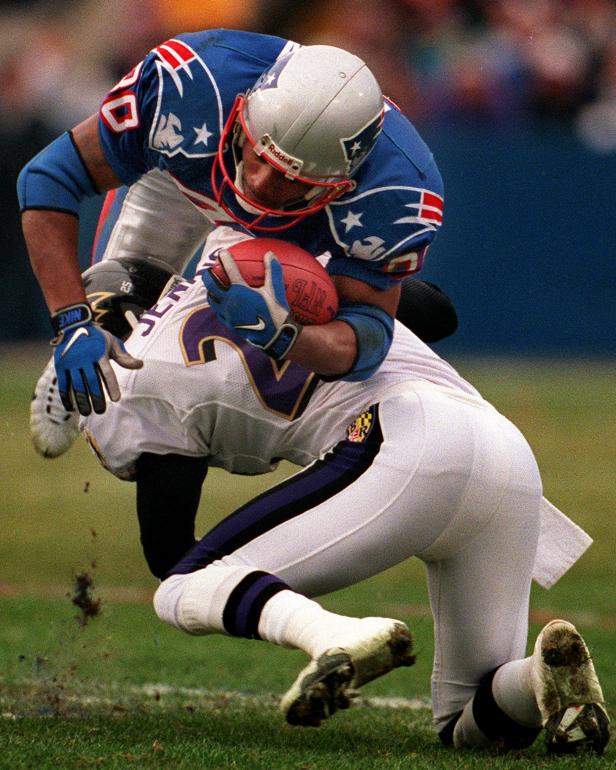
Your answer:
[98,29,444,289]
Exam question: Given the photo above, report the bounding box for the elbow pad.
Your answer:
[336,303,394,382]
[17,131,98,215]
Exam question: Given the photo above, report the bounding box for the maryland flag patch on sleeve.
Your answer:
[346,407,376,443]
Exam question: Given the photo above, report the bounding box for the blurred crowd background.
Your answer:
[3,0,616,351]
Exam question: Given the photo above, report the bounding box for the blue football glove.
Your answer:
[51,302,143,416]
[202,249,302,361]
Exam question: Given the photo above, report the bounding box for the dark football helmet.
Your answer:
[82,257,180,340]
[396,278,458,343]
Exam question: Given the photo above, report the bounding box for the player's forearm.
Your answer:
[286,320,358,375]
[22,210,85,313]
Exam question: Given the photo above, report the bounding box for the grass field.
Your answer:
[1,344,615,769]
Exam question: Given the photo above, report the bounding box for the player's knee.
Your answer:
[153,573,188,629]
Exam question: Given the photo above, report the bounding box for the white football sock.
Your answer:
[453,657,542,749]
[155,569,382,659]
[492,656,542,727]
[258,589,364,658]
[453,699,493,748]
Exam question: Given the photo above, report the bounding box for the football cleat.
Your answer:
[30,357,80,458]
[280,618,414,727]
[530,619,610,755]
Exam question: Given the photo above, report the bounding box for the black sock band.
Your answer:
[472,667,541,750]
[222,570,290,639]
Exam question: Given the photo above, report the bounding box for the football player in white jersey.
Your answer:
[19,30,446,457]
[77,232,609,756]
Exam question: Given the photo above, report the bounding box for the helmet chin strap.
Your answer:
[124,309,141,332]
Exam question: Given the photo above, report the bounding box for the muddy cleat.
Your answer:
[531,619,610,755]
[30,357,80,458]
[280,618,414,727]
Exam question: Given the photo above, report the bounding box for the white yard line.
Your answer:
[1,678,431,718]
[137,683,430,711]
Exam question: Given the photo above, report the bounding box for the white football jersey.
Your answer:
[82,277,481,480]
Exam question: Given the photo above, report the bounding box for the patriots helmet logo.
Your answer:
[341,110,384,175]
[251,52,294,94]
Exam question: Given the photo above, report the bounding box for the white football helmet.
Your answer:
[212,44,384,230]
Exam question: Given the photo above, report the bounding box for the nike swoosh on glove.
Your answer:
[202,249,302,361]
[53,321,143,416]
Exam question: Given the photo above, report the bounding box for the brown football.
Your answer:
[211,238,339,325]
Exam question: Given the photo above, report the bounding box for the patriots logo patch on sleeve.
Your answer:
[326,186,444,262]
[148,39,224,160]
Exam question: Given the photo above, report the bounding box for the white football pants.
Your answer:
[157,384,542,729]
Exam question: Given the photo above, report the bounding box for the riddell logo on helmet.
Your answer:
[267,144,294,167]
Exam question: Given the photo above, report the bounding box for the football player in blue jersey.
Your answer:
[18,29,445,456]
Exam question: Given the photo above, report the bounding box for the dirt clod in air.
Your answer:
[71,572,101,626]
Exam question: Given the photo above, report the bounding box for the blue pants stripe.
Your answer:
[167,405,383,577]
